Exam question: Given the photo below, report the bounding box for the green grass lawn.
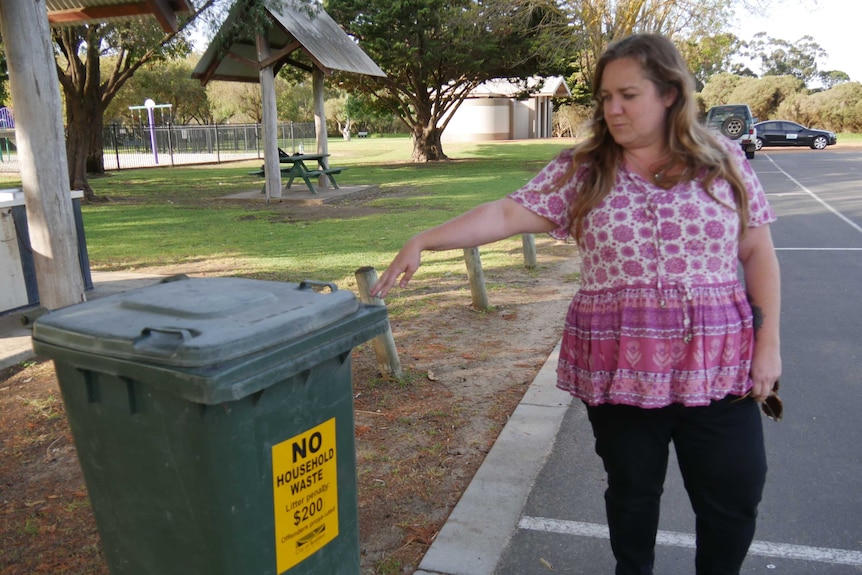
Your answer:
[5,131,855,291]
[0,137,575,288]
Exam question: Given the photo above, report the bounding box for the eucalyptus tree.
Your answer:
[559,0,738,91]
[743,32,829,86]
[325,0,570,162]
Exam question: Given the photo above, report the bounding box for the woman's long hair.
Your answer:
[565,34,750,243]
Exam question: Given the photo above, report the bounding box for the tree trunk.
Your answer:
[411,122,448,162]
[86,114,106,174]
[65,96,100,201]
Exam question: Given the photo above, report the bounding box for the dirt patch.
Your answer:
[0,191,580,575]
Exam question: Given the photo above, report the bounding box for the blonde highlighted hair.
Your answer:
[565,34,750,242]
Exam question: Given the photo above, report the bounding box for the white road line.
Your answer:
[765,155,862,235]
[518,517,862,566]
[774,247,862,251]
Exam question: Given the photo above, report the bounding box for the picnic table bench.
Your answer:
[248,151,346,194]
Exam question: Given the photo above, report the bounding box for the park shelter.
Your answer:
[191,2,386,201]
[45,0,192,31]
[0,0,193,312]
[442,76,572,143]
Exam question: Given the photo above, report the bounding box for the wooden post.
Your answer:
[0,1,85,310]
[522,233,538,269]
[354,267,403,378]
[312,66,329,187]
[463,247,490,310]
[257,33,281,201]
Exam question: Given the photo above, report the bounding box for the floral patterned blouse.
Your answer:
[509,138,776,408]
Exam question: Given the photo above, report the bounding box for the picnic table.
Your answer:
[249,151,345,194]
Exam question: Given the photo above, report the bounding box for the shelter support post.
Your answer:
[0,0,85,309]
[257,33,281,201]
[313,67,330,189]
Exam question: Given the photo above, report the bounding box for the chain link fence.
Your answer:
[0,122,317,174]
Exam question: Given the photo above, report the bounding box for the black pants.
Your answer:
[585,396,767,575]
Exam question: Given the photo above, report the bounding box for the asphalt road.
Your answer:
[494,147,862,574]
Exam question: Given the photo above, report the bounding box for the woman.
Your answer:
[371,34,781,575]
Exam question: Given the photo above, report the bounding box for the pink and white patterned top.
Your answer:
[510,138,776,408]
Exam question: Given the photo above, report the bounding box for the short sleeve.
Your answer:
[718,136,777,228]
[508,148,582,240]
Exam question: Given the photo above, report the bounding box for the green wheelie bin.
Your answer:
[31,276,389,575]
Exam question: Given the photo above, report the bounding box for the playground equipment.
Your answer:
[0,106,16,162]
[128,100,172,164]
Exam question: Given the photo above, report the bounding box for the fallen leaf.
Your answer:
[427,370,438,381]
[540,557,555,570]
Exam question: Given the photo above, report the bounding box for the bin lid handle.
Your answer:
[134,327,200,355]
[298,280,338,293]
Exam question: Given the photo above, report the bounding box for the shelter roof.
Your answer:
[192,2,385,86]
[46,0,193,33]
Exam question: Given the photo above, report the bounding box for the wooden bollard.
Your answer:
[354,267,403,378]
[522,233,537,269]
[463,247,490,310]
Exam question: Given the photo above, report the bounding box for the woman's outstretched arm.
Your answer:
[370,197,556,298]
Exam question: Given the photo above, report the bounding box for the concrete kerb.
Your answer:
[415,341,571,575]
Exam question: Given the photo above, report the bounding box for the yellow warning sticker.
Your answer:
[272,417,338,573]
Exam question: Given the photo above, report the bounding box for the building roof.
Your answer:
[191,2,385,85]
[46,0,193,33]
[469,76,572,99]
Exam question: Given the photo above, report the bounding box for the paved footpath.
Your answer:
[0,271,165,372]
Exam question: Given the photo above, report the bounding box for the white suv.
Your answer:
[705,104,757,159]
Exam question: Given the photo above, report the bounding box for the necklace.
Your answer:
[624,151,671,184]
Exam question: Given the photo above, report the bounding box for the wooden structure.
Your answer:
[191,3,385,201]
[46,0,192,32]
[0,0,192,311]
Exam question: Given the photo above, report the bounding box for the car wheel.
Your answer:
[720,116,745,140]
[811,136,828,150]
[745,148,755,160]
[755,137,764,151]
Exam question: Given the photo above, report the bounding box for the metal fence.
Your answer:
[0,122,318,173]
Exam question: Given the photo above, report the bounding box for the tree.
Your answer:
[325,0,570,161]
[561,0,737,91]
[274,79,315,123]
[51,0,307,200]
[804,82,862,132]
[105,58,212,125]
[52,18,202,200]
[700,72,753,108]
[743,32,827,86]
[726,74,804,121]
[0,43,8,107]
[818,70,851,90]
[679,33,739,91]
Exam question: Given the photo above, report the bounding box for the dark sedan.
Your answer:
[754,120,837,150]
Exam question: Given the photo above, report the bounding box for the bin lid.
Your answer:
[31,277,360,367]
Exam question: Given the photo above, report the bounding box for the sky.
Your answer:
[736,0,862,82]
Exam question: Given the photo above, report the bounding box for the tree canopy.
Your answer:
[52,8,211,200]
[742,32,828,86]
[325,0,570,161]
[561,0,736,92]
